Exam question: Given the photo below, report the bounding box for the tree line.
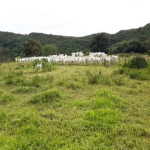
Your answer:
[0,23,150,61]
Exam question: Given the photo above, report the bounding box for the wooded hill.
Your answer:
[0,23,150,61]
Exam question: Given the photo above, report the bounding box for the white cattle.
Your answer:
[36,63,42,68]
[15,51,119,66]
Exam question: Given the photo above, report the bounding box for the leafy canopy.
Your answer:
[22,38,42,57]
[90,33,109,53]
[42,44,58,56]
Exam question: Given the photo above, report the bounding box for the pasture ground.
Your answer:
[0,57,150,150]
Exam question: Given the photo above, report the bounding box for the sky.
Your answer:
[0,0,150,37]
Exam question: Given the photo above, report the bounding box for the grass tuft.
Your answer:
[30,75,43,87]
[29,88,61,104]
[66,81,83,90]
[12,87,37,94]
[0,111,7,123]
[0,93,16,104]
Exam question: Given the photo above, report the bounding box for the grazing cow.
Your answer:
[15,51,119,66]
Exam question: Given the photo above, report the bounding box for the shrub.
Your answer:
[41,58,51,72]
[42,60,57,72]
[32,59,40,68]
[42,64,52,72]
[118,68,125,74]
[127,56,148,69]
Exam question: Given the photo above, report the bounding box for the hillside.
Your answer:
[108,23,150,45]
[0,23,150,61]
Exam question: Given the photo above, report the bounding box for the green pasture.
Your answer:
[0,56,150,150]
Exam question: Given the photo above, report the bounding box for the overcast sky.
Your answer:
[0,0,149,37]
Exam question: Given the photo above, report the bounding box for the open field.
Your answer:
[0,57,150,150]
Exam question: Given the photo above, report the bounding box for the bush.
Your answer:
[32,59,40,68]
[127,56,148,69]
[118,68,125,74]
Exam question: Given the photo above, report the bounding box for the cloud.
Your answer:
[0,0,150,36]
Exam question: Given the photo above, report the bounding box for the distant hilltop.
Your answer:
[0,23,150,62]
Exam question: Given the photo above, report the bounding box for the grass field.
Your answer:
[0,57,150,150]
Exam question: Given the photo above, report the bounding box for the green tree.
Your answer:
[42,44,58,56]
[0,47,5,62]
[115,41,129,53]
[148,50,150,56]
[22,39,42,57]
[90,33,109,53]
[126,40,146,53]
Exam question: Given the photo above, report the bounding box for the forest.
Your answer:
[0,23,150,62]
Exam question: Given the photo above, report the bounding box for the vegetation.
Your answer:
[42,44,58,56]
[29,88,61,104]
[0,23,150,61]
[22,38,42,57]
[0,55,150,149]
[32,58,57,73]
[114,40,147,53]
[148,50,150,56]
[126,56,148,69]
[90,33,109,53]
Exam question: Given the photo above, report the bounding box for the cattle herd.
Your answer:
[15,52,119,65]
